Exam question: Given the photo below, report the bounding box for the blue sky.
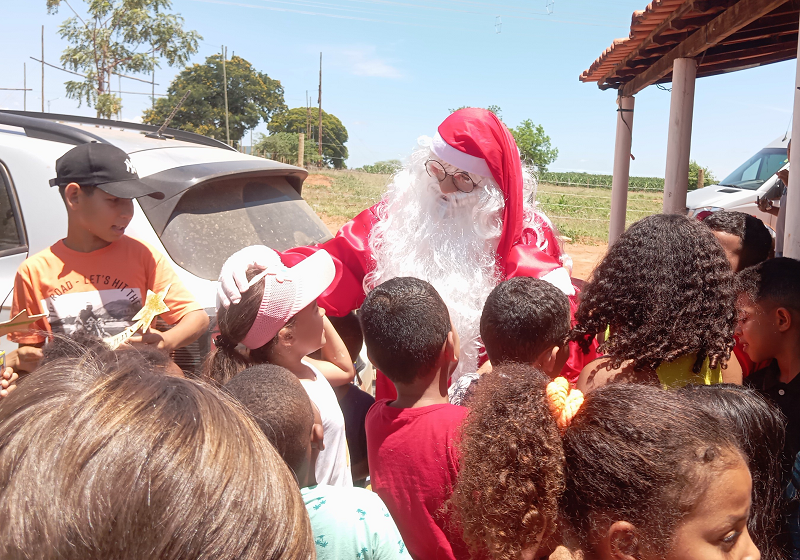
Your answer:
[0,0,795,178]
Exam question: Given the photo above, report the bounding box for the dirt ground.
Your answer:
[316,208,607,281]
[566,242,607,280]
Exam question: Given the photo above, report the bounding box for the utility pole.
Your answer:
[318,52,323,167]
[41,26,44,112]
[151,45,156,110]
[23,63,26,111]
[305,90,310,142]
[222,45,230,146]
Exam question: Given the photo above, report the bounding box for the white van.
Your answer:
[686,135,790,231]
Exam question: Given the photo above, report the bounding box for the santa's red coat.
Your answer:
[278,204,598,398]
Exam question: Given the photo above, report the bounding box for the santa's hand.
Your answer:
[217,245,280,308]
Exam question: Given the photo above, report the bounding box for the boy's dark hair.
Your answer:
[562,383,743,556]
[680,384,786,560]
[480,277,570,364]
[359,277,451,384]
[703,211,772,270]
[572,213,737,373]
[451,363,564,560]
[58,183,97,204]
[224,364,314,476]
[736,257,800,314]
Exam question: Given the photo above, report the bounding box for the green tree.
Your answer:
[358,160,402,174]
[689,161,716,191]
[47,0,200,118]
[254,132,320,166]
[268,108,349,169]
[510,120,559,172]
[142,54,286,144]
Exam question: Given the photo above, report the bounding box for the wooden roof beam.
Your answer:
[696,47,798,76]
[620,0,791,97]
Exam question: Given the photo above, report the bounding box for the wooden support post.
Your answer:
[663,58,697,214]
[609,95,635,245]
[783,12,800,258]
[41,26,44,113]
[298,132,305,168]
[698,167,704,190]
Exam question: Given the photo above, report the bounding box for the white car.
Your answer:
[686,135,790,232]
[0,110,332,371]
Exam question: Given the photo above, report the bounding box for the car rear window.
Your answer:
[155,176,332,281]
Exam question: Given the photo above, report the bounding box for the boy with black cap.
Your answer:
[8,143,209,371]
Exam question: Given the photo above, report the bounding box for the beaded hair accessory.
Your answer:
[546,377,584,430]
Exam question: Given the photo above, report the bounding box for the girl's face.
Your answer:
[663,458,759,560]
[290,300,326,356]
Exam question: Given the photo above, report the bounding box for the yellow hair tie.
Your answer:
[546,377,584,430]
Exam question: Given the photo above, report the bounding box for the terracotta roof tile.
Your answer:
[580,0,687,84]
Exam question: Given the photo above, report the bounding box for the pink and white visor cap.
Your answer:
[237,249,336,351]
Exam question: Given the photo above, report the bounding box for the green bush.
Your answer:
[357,159,403,174]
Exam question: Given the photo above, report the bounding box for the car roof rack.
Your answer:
[0,110,236,151]
[0,111,109,145]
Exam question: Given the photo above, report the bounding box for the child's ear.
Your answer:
[64,183,81,209]
[535,346,560,375]
[776,307,793,333]
[599,521,641,560]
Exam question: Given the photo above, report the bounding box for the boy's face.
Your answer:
[67,184,134,244]
[735,293,780,363]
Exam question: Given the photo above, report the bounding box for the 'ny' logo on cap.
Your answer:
[124,159,137,175]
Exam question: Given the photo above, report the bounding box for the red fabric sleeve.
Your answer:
[279,205,379,317]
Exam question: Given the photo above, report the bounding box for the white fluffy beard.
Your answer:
[365,147,508,381]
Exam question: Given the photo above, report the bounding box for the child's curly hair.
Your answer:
[450,363,565,560]
[571,213,737,373]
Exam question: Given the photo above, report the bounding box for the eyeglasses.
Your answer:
[425,159,477,193]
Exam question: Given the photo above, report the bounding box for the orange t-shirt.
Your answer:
[9,236,202,345]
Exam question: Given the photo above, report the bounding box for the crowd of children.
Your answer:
[0,142,798,560]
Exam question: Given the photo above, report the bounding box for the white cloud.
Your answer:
[320,45,403,79]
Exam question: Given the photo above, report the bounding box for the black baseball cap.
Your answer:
[49,143,164,200]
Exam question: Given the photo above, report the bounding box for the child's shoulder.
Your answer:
[577,356,655,393]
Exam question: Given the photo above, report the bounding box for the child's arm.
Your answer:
[306,316,356,387]
[130,309,209,352]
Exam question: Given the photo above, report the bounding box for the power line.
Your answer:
[30,57,160,85]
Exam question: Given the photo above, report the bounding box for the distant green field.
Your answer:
[540,171,665,192]
[301,170,663,244]
[536,183,662,243]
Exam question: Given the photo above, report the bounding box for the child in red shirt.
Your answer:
[360,277,469,560]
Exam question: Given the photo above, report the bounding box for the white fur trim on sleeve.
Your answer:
[541,266,576,296]
[431,132,493,178]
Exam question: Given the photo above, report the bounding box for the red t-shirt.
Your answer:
[366,400,471,560]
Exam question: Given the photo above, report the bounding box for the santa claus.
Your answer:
[218,108,593,399]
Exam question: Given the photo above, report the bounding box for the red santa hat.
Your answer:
[430,108,523,266]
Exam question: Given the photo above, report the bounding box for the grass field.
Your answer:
[301,170,663,244]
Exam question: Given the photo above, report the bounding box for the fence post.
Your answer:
[298,133,305,168]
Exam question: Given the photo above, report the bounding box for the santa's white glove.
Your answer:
[217,245,282,309]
